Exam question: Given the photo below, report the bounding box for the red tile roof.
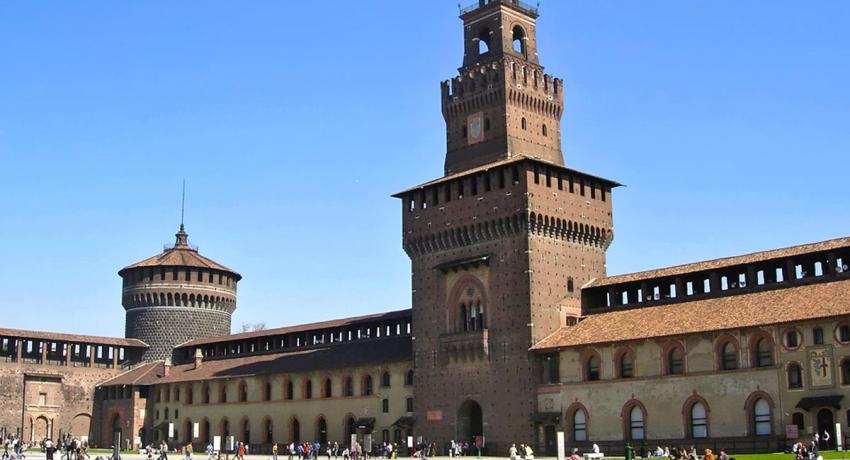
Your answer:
[99,362,165,386]
[532,279,850,351]
[0,327,148,348]
[157,336,412,384]
[392,155,621,197]
[119,246,240,278]
[588,237,850,288]
[177,309,411,348]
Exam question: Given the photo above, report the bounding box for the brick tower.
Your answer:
[119,225,241,361]
[395,0,619,451]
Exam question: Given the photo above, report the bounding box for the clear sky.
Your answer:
[1,1,848,337]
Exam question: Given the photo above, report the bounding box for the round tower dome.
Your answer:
[119,225,241,361]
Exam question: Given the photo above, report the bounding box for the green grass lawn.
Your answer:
[725,452,850,460]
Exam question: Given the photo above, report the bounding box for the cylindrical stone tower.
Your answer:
[119,225,241,361]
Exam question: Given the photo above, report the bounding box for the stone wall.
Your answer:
[126,307,232,361]
[0,360,124,446]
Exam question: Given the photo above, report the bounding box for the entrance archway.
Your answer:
[111,414,123,449]
[33,416,49,443]
[457,400,483,443]
[817,409,835,449]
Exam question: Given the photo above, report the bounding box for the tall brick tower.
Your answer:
[119,225,241,361]
[395,0,619,451]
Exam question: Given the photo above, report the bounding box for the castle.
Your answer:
[2,1,848,455]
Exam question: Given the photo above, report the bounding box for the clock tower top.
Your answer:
[442,0,564,175]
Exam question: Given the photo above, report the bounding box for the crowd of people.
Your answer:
[2,435,28,460]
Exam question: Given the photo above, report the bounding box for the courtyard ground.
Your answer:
[20,452,850,460]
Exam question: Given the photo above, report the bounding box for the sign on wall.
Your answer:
[193,423,199,439]
[213,436,221,452]
[786,425,800,439]
[809,348,835,388]
[426,410,443,422]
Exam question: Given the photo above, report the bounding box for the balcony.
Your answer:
[439,329,489,363]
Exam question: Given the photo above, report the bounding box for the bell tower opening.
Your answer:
[443,0,563,175]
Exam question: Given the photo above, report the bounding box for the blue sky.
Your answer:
[1,1,848,337]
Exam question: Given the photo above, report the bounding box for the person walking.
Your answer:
[272,444,279,460]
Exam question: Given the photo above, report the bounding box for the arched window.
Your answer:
[202,384,210,404]
[406,397,414,412]
[567,277,574,293]
[285,380,294,400]
[628,406,645,440]
[512,26,526,55]
[238,381,248,402]
[304,379,313,399]
[814,327,825,345]
[452,278,488,334]
[405,370,414,386]
[290,417,300,443]
[262,381,271,401]
[381,371,391,388]
[690,402,708,438]
[585,354,600,381]
[788,363,803,389]
[619,352,635,379]
[241,418,251,444]
[573,409,587,442]
[754,338,773,367]
[753,399,772,435]
[219,383,228,403]
[720,341,738,370]
[344,376,354,397]
[785,329,801,349]
[382,398,389,413]
[667,346,685,375]
[363,375,374,396]
[264,418,273,444]
[323,378,332,398]
[477,28,491,55]
[838,325,850,343]
[842,359,850,385]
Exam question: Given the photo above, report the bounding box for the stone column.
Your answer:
[113,347,119,368]
[40,340,47,364]
[65,343,72,366]
[16,339,22,362]
[89,345,95,367]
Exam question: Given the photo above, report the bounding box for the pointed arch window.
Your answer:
[667,346,685,375]
[619,352,635,379]
[690,402,708,438]
[629,406,645,440]
[720,341,738,370]
[381,371,391,388]
[754,338,774,367]
[585,354,600,381]
[573,409,587,442]
[753,399,772,435]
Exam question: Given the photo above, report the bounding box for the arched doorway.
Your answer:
[457,400,483,443]
[817,409,835,449]
[290,418,300,443]
[111,414,123,449]
[344,416,357,446]
[317,418,328,445]
[33,416,49,443]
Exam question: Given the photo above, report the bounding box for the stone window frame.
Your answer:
[749,330,776,368]
[579,348,602,382]
[745,391,776,436]
[714,334,740,371]
[565,402,589,443]
[787,361,805,390]
[782,327,804,351]
[682,394,710,439]
[613,346,636,379]
[661,340,687,376]
[621,399,647,441]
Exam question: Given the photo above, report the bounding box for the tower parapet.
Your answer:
[119,225,241,361]
[443,0,565,175]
